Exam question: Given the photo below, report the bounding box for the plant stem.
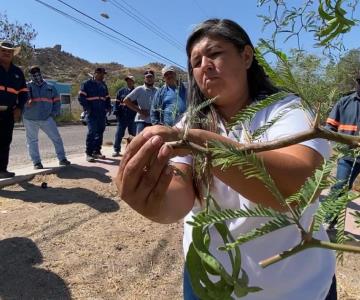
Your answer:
[259,238,360,268]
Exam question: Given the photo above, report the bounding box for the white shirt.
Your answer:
[172,95,335,300]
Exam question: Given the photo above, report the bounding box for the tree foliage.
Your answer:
[0,12,37,67]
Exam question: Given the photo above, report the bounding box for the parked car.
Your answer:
[80,104,117,126]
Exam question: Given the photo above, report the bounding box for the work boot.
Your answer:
[0,170,15,179]
[93,152,105,159]
[34,162,44,170]
[112,151,120,157]
[86,155,95,162]
[59,159,71,166]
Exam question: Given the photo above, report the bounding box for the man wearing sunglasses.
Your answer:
[325,73,360,230]
[23,66,70,169]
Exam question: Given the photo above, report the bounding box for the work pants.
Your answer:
[0,112,14,171]
[86,113,106,155]
[23,117,66,164]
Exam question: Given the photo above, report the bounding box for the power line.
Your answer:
[108,0,184,51]
[34,0,163,63]
[108,0,183,52]
[54,0,185,69]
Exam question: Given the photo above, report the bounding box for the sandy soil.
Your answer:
[0,166,359,299]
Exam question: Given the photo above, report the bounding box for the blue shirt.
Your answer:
[151,83,187,126]
[23,81,60,120]
[78,79,111,115]
[114,86,136,120]
[326,92,360,161]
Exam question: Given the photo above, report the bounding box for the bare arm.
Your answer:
[123,97,141,114]
[187,129,323,211]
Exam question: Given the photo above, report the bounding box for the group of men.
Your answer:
[78,65,187,160]
[0,41,70,179]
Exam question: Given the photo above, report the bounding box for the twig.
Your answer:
[259,237,360,268]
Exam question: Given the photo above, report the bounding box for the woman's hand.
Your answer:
[142,125,192,156]
[115,125,196,222]
[115,128,175,221]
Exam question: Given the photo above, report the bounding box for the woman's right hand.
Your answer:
[115,131,174,221]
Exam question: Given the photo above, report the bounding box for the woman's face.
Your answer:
[190,36,253,113]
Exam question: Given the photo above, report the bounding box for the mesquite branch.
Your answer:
[166,126,360,155]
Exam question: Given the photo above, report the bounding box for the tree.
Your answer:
[331,48,360,92]
[0,12,37,67]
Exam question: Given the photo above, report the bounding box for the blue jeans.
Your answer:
[183,267,337,300]
[331,158,360,192]
[326,158,360,224]
[23,117,66,164]
[183,267,199,300]
[113,114,136,153]
[135,122,152,135]
[86,114,106,155]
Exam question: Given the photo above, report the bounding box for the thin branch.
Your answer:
[167,126,360,155]
[259,237,360,268]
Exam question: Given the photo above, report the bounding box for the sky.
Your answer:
[2,0,360,69]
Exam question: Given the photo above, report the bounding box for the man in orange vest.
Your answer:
[0,41,28,178]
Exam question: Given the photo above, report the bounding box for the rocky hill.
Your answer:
[27,44,183,96]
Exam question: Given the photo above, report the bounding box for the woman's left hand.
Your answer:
[141,125,190,157]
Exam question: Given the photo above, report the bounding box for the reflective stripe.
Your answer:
[29,98,54,103]
[18,87,29,93]
[86,96,106,100]
[79,91,87,96]
[338,124,358,131]
[0,85,28,95]
[53,97,60,102]
[326,118,339,127]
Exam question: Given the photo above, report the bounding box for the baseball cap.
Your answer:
[125,75,135,82]
[94,67,107,74]
[162,65,176,76]
[29,65,41,74]
[144,69,154,77]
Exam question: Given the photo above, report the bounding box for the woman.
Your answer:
[115,19,336,300]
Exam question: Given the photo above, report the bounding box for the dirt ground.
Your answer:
[0,166,359,300]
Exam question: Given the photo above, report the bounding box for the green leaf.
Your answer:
[209,141,285,204]
[227,91,289,129]
[220,217,293,250]
[188,205,286,228]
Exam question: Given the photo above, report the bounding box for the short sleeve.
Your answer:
[264,97,331,159]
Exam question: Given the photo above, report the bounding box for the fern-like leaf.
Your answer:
[251,103,302,140]
[313,190,360,232]
[187,205,287,227]
[350,211,360,228]
[227,91,289,129]
[219,217,293,250]
[209,140,285,204]
[286,157,337,216]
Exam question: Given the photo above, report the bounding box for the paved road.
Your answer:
[8,124,117,169]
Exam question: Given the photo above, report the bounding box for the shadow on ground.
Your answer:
[0,180,119,213]
[55,165,113,183]
[0,237,71,300]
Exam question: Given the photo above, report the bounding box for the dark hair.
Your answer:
[186,19,279,201]
[186,19,278,130]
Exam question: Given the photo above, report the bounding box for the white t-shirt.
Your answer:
[172,95,335,300]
